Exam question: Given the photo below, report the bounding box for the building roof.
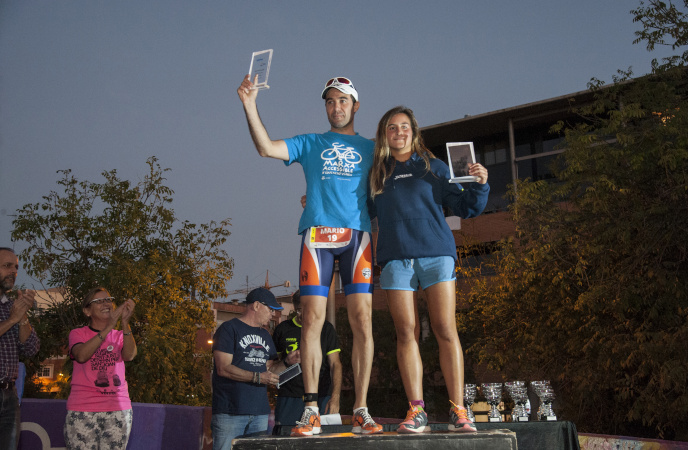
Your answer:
[421,87,596,148]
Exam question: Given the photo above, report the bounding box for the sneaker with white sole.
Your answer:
[449,400,477,432]
[352,407,383,434]
[397,403,428,434]
[290,407,321,436]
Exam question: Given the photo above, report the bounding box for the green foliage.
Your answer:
[632,0,688,71]
[458,3,688,439]
[12,157,233,406]
[460,63,688,439]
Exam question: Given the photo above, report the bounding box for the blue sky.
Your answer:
[0,0,674,298]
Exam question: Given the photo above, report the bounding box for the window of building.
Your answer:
[38,364,54,378]
[456,241,501,278]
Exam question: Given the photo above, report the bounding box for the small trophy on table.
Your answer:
[481,383,504,423]
[464,384,477,422]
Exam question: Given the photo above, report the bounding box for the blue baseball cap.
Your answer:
[245,287,283,310]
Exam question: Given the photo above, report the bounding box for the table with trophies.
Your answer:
[464,380,581,450]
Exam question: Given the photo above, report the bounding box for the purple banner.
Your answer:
[19,399,212,450]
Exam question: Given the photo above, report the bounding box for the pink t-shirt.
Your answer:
[66,326,131,412]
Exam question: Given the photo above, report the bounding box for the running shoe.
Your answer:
[449,400,477,432]
[290,408,321,436]
[352,407,383,434]
[397,403,428,434]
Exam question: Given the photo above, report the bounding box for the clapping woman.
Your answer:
[64,287,137,449]
[369,106,489,434]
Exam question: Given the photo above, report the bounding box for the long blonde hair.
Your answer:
[369,106,435,198]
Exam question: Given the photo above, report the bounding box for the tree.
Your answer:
[632,0,688,71]
[459,3,688,440]
[12,157,233,406]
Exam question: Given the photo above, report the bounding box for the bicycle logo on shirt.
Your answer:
[321,143,362,164]
[321,143,362,177]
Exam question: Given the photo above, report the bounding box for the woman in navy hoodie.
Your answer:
[369,106,489,434]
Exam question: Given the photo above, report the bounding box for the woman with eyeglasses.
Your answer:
[369,106,489,434]
[64,287,137,449]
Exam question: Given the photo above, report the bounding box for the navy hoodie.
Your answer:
[369,153,490,267]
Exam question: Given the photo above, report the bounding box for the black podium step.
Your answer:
[233,429,518,449]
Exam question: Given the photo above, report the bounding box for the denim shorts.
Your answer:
[380,256,456,291]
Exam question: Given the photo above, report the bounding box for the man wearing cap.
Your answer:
[237,75,381,437]
[0,247,40,450]
[211,287,297,449]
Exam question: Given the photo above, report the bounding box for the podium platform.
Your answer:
[272,420,580,450]
[234,429,517,450]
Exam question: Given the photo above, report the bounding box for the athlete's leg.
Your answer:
[425,280,465,404]
[385,290,423,402]
[300,294,327,406]
[338,231,375,409]
[345,292,374,408]
[297,229,335,409]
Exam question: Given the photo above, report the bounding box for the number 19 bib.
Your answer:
[308,226,352,248]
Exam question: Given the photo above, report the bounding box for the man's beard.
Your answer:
[0,275,15,294]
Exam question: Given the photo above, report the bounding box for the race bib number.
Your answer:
[308,227,352,248]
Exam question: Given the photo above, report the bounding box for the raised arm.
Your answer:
[0,290,33,341]
[71,303,125,364]
[237,74,289,161]
[120,299,137,361]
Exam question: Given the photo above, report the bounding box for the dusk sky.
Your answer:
[0,1,674,299]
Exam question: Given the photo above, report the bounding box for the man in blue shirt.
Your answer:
[212,287,296,449]
[237,75,381,437]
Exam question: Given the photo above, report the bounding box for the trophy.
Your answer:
[464,384,477,422]
[505,381,529,422]
[530,381,557,421]
[481,383,503,422]
[248,49,273,90]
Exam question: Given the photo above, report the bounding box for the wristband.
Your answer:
[96,333,105,341]
[18,319,30,326]
[123,331,132,336]
[302,393,318,403]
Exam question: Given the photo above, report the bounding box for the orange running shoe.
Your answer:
[290,407,321,436]
[352,407,383,435]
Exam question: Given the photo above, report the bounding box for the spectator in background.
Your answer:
[0,247,40,450]
[212,287,297,449]
[64,287,137,449]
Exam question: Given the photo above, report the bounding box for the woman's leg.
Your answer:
[425,280,464,405]
[99,409,133,449]
[64,410,93,450]
[386,290,423,402]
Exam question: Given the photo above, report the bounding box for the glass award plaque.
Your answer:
[277,363,301,388]
[447,142,478,183]
[248,49,273,90]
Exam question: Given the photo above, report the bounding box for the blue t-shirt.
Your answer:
[212,318,277,415]
[284,131,374,234]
